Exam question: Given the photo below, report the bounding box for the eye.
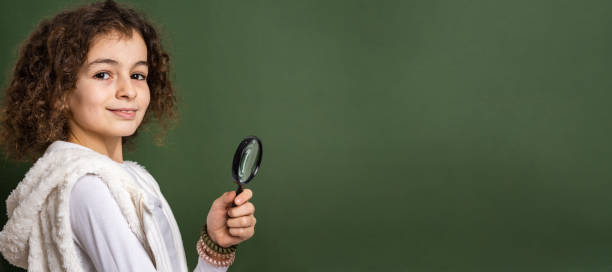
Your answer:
[93,72,111,80]
[131,73,147,80]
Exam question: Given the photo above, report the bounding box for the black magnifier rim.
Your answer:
[232,135,263,185]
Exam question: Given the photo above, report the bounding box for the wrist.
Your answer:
[201,224,237,253]
[206,224,220,245]
[197,237,235,267]
[198,224,237,267]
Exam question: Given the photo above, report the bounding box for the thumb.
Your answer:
[212,191,236,210]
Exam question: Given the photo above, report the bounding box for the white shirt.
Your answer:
[69,160,227,271]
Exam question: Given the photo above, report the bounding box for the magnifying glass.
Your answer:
[231,136,262,206]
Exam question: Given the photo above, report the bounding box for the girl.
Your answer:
[0,0,256,271]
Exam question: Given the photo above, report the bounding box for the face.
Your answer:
[68,29,150,142]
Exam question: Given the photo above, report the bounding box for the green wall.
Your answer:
[2,0,612,271]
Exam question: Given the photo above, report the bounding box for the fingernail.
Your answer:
[235,198,242,205]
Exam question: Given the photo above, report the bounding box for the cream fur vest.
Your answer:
[0,141,188,271]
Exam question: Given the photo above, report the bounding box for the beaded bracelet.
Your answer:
[198,238,235,260]
[200,224,237,254]
[198,238,233,259]
[197,237,235,267]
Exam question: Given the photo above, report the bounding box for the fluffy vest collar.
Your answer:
[0,141,187,271]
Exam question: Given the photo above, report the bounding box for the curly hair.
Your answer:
[0,0,177,162]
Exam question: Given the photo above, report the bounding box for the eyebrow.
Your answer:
[87,58,148,69]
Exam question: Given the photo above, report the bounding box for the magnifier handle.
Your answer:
[232,185,243,207]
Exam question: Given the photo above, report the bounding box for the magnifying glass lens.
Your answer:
[238,140,260,182]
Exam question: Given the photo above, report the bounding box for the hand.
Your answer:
[206,189,256,248]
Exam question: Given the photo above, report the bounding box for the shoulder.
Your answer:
[122,161,161,191]
[72,174,109,196]
[70,174,117,212]
[121,161,151,176]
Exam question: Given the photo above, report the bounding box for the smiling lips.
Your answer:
[108,108,137,119]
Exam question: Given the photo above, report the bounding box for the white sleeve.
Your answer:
[71,174,231,272]
[70,174,157,271]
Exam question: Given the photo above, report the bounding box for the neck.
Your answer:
[68,125,124,163]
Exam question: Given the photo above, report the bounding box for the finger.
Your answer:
[212,191,236,210]
[234,189,253,206]
[228,226,255,239]
[228,202,255,218]
[226,215,256,228]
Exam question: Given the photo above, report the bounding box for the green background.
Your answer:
[2,0,612,271]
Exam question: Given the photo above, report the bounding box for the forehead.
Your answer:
[86,29,147,62]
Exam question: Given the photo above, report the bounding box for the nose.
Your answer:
[116,74,137,100]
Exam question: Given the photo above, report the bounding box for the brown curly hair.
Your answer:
[0,0,177,162]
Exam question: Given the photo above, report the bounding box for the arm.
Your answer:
[70,174,157,271]
[70,175,231,272]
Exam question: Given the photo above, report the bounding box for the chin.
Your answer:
[123,129,140,137]
[113,127,140,137]
[109,119,143,137]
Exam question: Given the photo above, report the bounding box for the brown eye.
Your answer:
[94,72,110,80]
[131,73,147,80]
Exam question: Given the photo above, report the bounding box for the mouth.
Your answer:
[108,108,137,119]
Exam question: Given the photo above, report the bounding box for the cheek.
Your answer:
[69,85,108,121]
[140,88,151,110]
[144,90,151,107]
